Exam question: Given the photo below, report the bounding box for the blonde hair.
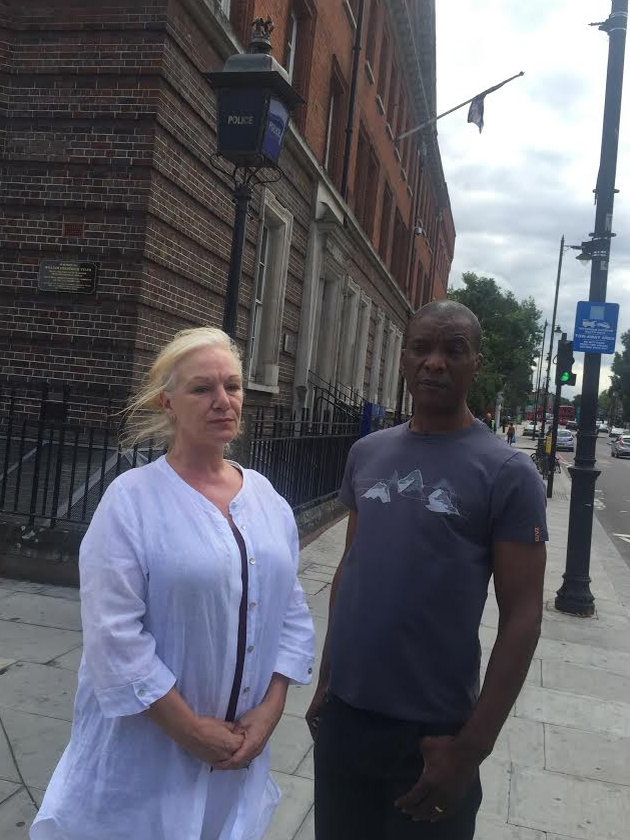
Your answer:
[121,327,242,449]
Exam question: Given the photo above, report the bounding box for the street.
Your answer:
[590,436,630,567]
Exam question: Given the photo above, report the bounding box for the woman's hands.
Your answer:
[184,717,245,766]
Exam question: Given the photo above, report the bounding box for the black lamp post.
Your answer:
[206,18,302,338]
[556,0,627,617]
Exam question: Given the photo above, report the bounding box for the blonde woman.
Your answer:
[31,328,315,840]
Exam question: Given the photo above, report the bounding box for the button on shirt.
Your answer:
[31,457,315,840]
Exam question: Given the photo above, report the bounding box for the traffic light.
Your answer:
[556,339,577,387]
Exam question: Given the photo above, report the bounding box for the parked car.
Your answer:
[611,435,630,458]
[609,427,625,441]
[598,422,610,434]
[522,422,536,437]
[566,420,578,431]
[555,429,575,452]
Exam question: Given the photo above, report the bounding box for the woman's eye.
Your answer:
[193,386,209,393]
[227,384,242,392]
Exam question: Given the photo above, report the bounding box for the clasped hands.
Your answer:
[185,701,282,771]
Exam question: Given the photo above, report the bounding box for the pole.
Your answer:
[547,333,566,498]
[541,235,565,430]
[223,181,253,338]
[341,0,365,199]
[532,320,547,438]
[397,71,524,142]
[556,0,627,617]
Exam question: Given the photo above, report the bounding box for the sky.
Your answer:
[435,0,630,400]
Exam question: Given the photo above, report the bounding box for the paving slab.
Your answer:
[298,577,328,596]
[515,684,630,739]
[50,646,82,672]
[1,708,71,790]
[36,586,80,603]
[294,746,314,780]
[305,588,331,619]
[0,658,16,673]
[283,680,317,719]
[475,817,546,839]
[0,787,37,840]
[542,659,630,704]
[0,723,19,784]
[0,579,47,595]
[545,723,630,786]
[0,779,21,805]
[269,713,313,775]
[0,663,77,722]
[267,772,314,840]
[292,807,314,840]
[478,758,511,822]
[0,592,81,632]
[0,620,82,666]
[509,765,630,840]
[491,717,545,768]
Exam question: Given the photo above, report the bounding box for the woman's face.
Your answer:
[161,345,243,450]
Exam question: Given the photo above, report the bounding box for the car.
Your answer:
[555,429,575,452]
[522,422,536,437]
[611,435,630,457]
[609,427,625,441]
[598,422,610,434]
[566,420,578,431]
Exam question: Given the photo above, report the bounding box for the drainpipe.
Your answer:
[340,0,366,200]
[404,148,423,306]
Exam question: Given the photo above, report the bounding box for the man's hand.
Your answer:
[305,683,328,740]
[213,701,283,771]
[184,717,245,766]
[394,736,480,822]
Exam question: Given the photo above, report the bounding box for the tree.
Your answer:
[610,330,630,423]
[598,388,613,419]
[449,273,543,416]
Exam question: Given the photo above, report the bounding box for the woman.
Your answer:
[31,327,315,840]
[506,422,516,446]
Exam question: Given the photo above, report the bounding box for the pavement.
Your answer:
[2,435,630,839]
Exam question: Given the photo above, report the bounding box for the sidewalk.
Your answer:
[2,454,630,839]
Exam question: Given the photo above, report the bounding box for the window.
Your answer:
[249,225,270,381]
[391,209,406,286]
[364,148,380,238]
[247,195,294,389]
[365,0,379,69]
[353,129,369,227]
[387,64,399,128]
[323,59,348,189]
[377,30,390,102]
[285,10,298,83]
[352,295,372,394]
[379,183,393,265]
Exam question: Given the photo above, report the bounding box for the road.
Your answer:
[574,435,630,568]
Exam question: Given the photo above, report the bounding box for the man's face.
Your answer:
[402,314,483,415]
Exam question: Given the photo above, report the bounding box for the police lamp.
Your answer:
[556,338,577,387]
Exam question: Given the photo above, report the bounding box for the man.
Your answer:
[482,411,496,432]
[307,300,547,840]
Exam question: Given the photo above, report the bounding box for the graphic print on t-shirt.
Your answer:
[360,468,461,516]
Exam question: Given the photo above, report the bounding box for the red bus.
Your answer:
[559,405,575,425]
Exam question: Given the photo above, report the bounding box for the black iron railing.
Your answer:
[0,380,361,529]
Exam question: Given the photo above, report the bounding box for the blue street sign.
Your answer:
[573,301,619,354]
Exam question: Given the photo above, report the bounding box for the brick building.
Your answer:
[0,0,454,418]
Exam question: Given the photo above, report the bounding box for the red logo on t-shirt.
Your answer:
[534,526,541,542]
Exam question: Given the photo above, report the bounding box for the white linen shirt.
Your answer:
[31,456,315,840]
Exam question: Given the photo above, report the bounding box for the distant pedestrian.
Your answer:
[308,301,547,840]
[501,417,507,433]
[31,327,315,840]
[482,411,496,432]
[507,423,516,446]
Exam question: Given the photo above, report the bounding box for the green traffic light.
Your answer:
[560,371,570,383]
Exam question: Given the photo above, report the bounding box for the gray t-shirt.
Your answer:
[330,419,548,724]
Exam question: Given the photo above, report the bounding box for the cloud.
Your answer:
[437,0,630,400]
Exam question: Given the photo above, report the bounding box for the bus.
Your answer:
[559,405,575,426]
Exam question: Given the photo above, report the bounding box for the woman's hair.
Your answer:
[121,327,242,450]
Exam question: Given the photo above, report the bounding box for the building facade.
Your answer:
[0,0,454,419]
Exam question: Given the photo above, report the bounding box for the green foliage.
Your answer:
[610,330,630,422]
[449,273,543,416]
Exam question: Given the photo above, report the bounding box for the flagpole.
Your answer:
[397,71,525,142]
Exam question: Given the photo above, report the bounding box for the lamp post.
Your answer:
[532,320,548,437]
[206,18,302,338]
[556,0,627,617]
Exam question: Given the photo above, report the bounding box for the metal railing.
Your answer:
[0,380,362,529]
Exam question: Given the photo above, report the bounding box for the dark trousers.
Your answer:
[313,694,482,840]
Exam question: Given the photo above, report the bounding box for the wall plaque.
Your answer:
[38,261,98,294]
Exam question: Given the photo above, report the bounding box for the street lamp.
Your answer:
[556,0,627,617]
[206,18,302,338]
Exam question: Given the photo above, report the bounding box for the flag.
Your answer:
[467,95,485,133]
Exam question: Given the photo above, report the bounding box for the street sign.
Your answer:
[573,301,619,354]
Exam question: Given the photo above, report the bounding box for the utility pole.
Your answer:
[541,236,565,430]
[556,0,627,617]
[532,320,548,438]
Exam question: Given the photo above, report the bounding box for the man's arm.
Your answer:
[397,540,545,820]
[305,509,358,737]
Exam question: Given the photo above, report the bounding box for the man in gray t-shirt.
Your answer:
[308,301,547,840]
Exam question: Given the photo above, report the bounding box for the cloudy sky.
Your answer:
[435,0,630,399]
